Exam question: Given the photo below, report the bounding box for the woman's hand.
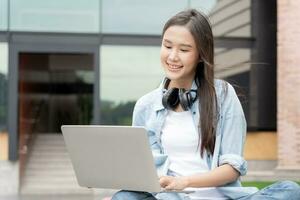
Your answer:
[159,176,189,190]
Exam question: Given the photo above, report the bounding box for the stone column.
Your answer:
[277,0,300,169]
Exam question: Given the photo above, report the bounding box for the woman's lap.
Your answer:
[239,181,300,200]
[111,190,157,200]
[111,181,300,200]
[111,190,187,200]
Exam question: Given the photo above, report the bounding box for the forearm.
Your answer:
[183,164,240,188]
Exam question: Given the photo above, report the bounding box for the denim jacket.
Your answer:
[132,79,258,199]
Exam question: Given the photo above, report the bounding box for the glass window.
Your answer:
[0,43,8,131]
[18,53,94,133]
[0,0,8,31]
[100,45,162,125]
[101,0,186,35]
[10,0,100,33]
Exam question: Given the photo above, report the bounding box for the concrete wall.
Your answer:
[0,132,19,195]
[0,132,8,160]
[244,132,277,160]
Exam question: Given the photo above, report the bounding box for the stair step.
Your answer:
[29,152,70,156]
[21,133,84,195]
[26,162,73,167]
[31,145,67,149]
[23,170,76,176]
[22,178,79,184]
[21,187,93,195]
[32,141,66,145]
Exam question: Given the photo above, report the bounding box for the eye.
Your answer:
[180,49,189,52]
[163,44,171,49]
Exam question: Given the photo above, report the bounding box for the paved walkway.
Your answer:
[1,193,113,200]
[1,188,116,200]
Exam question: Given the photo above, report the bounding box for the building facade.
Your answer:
[0,0,297,196]
[277,0,300,169]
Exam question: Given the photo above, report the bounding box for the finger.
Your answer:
[165,183,175,190]
[159,176,169,183]
[159,176,171,179]
[165,185,172,190]
[159,179,166,187]
[160,183,168,188]
[159,177,171,188]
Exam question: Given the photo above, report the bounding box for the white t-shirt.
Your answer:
[161,110,227,200]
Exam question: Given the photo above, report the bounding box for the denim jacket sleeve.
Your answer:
[132,99,146,127]
[132,96,169,174]
[132,99,159,150]
[218,83,248,176]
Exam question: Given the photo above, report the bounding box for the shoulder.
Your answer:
[133,87,163,117]
[132,87,162,125]
[214,79,245,120]
[135,88,161,108]
[214,79,241,111]
[214,79,237,100]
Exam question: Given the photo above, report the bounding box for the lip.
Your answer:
[166,62,183,69]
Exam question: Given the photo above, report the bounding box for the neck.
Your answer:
[168,79,193,89]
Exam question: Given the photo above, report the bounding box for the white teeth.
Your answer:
[168,64,182,69]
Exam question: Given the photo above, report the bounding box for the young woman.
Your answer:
[112,9,300,200]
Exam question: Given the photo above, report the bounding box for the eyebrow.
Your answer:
[163,39,193,48]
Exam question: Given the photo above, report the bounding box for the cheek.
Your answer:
[160,49,168,63]
[185,54,199,66]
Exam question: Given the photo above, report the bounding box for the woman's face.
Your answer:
[160,25,200,88]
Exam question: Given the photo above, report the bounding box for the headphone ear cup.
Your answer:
[179,89,196,111]
[162,88,179,110]
[178,89,190,111]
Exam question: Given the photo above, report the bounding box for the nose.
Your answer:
[168,49,179,61]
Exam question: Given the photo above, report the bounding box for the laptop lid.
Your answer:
[61,125,161,193]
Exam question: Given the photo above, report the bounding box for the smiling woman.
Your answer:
[111,8,300,200]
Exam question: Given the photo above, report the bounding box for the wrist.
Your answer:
[181,176,190,188]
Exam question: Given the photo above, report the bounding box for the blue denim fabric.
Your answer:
[131,78,258,199]
[112,181,300,200]
[111,190,193,200]
[112,190,157,200]
[238,181,300,200]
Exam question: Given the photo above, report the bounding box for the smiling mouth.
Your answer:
[167,63,183,70]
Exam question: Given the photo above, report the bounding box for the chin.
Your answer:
[165,75,184,83]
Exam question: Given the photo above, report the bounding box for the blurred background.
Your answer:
[0,0,299,199]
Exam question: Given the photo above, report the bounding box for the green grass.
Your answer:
[242,181,300,189]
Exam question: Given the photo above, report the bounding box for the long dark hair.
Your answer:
[162,9,218,157]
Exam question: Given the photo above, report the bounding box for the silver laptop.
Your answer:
[61,125,194,194]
